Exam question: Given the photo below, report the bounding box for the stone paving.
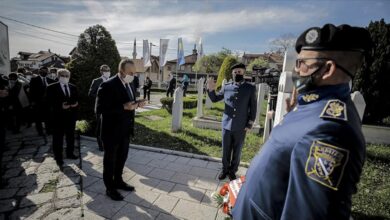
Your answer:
[0,128,83,219]
[1,126,247,219]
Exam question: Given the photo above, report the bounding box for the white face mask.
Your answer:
[102,72,110,79]
[59,77,69,84]
[123,74,134,83]
[48,73,56,80]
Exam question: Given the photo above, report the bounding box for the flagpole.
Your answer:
[176,38,179,88]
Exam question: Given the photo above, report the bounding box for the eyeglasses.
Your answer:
[295,57,331,74]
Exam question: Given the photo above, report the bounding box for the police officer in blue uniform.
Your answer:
[207,63,257,180]
[232,24,372,220]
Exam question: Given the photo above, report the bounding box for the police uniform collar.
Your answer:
[234,80,245,86]
[298,83,350,105]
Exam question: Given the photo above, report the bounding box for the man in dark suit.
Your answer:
[166,74,176,97]
[207,63,257,181]
[96,59,146,201]
[46,69,79,168]
[89,64,111,151]
[29,66,50,136]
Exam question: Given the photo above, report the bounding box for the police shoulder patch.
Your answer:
[305,140,349,190]
[320,99,347,121]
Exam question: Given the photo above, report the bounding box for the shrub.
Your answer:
[160,96,198,114]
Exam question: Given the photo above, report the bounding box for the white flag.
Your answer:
[159,39,169,67]
[197,37,204,61]
[143,40,151,67]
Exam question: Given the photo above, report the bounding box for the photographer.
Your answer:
[0,74,9,187]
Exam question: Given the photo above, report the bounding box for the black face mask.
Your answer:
[292,65,325,94]
[39,71,47,77]
[234,74,244,82]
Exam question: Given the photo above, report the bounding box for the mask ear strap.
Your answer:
[336,64,354,79]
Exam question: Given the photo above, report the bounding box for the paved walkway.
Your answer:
[1,126,247,219]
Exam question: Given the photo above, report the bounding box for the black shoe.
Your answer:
[115,182,135,191]
[66,154,78,160]
[218,171,228,180]
[56,161,64,169]
[106,189,124,201]
[228,172,237,181]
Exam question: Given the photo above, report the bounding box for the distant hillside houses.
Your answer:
[12,50,70,71]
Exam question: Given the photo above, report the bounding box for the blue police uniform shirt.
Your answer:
[232,83,366,220]
[208,81,257,131]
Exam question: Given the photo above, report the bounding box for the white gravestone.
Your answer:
[205,93,213,109]
[196,77,205,118]
[254,83,267,126]
[171,87,183,132]
[263,95,273,143]
[274,49,297,127]
[351,91,366,121]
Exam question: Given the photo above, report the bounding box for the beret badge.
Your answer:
[305,29,319,44]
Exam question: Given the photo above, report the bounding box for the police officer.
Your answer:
[207,63,257,181]
[232,24,372,220]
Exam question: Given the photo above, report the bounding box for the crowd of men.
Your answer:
[0,22,373,219]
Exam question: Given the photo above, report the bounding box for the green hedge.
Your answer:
[160,96,199,113]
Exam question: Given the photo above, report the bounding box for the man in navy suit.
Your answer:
[207,63,257,181]
[96,59,146,201]
[46,69,79,168]
[89,64,111,151]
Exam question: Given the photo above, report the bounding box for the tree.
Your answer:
[353,19,390,124]
[270,33,296,54]
[193,47,233,74]
[216,56,237,90]
[66,24,121,122]
[247,57,269,73]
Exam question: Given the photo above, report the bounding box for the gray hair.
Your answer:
[57,69,71,77]
[100,64,110,72]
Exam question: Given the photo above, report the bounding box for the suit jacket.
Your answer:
[208,82,257,131]
[46,82,79,122]
[88,77,104,98]
[95,75,136,144]
[29,76,47,103]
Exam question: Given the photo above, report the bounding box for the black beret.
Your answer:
[295,24,372,53]
[231,63,246,70]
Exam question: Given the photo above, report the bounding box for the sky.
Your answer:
[0,0,389,60]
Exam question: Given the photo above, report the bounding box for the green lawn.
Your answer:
[132,100,264,163]
[130,97,390,219]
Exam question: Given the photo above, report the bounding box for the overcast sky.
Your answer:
[1,0,389,60]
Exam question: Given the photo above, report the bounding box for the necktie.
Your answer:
[125,83,133,101]
[43,77,47,87]
[64,84,70,98]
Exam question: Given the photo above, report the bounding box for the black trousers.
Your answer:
[143,88,151,101]
[52,117,76,163]
[222,129,246,174]
[166,87,174,97]
[33,103,50,135]
[103,136,130,190]
[96,114,103,149]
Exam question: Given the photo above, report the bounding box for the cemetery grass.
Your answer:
[132,101,265,163]
[351,144,390,219]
